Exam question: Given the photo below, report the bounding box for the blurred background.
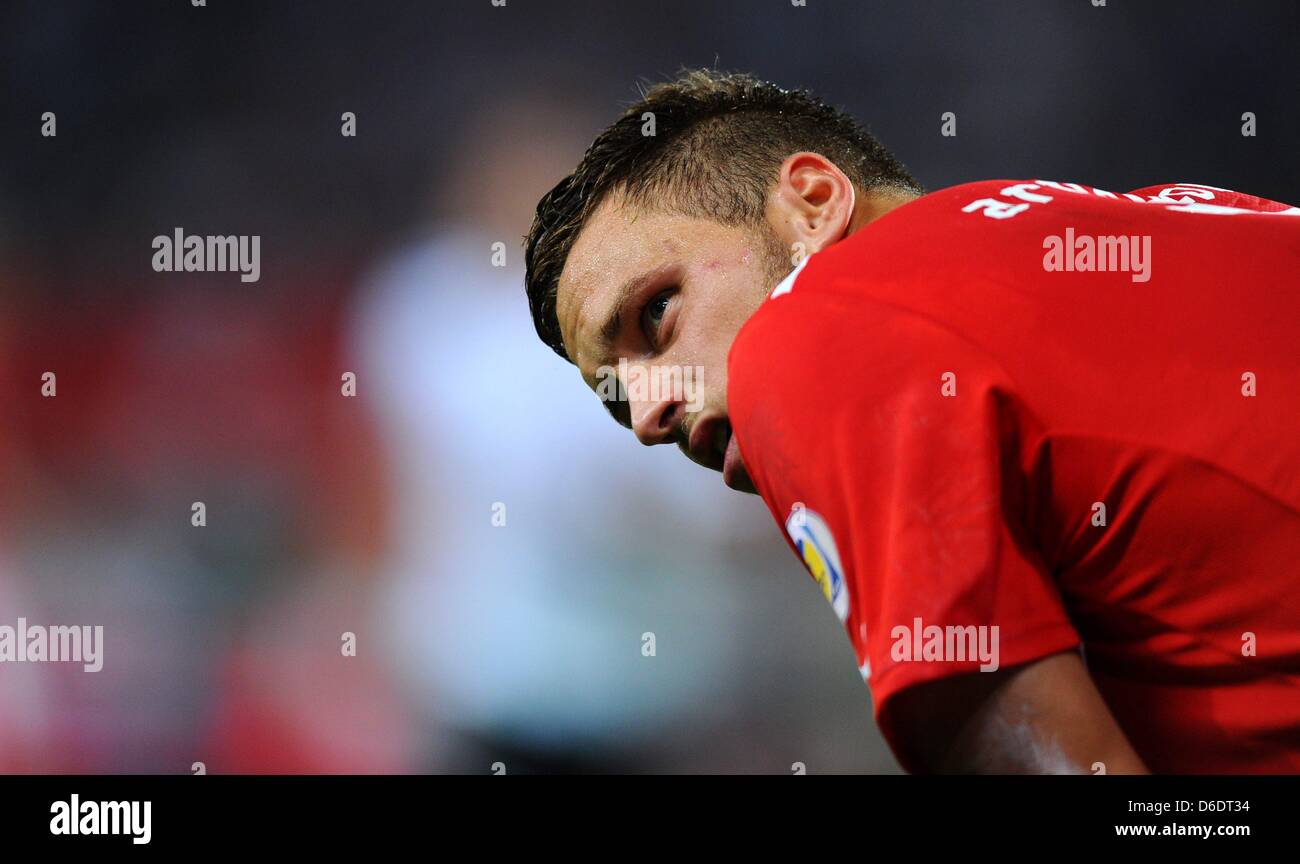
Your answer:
[0,0,1295,773]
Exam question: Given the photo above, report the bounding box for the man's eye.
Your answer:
[642,292,671,337]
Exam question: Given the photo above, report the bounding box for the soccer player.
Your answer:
[523,69,1300,773]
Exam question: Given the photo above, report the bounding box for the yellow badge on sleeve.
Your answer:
[785,505,850,623]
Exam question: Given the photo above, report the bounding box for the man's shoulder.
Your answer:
[727,175,1299,414]
[733,175,1293,347]
[818,178,1299,268]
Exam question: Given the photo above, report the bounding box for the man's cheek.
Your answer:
[684,364,707,413]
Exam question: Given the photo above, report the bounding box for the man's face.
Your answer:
[555,194,792,493]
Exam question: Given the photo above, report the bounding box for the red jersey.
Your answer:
[727,179,1300,773]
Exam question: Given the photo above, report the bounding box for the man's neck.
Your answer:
[846,189,921,236]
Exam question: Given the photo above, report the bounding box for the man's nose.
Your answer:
[630,395,683,446]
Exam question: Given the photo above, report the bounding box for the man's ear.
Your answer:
[766,152,857,256]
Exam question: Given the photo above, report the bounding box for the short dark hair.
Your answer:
[524,68,922,361]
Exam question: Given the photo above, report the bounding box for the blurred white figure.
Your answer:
[356,227,758,761]
[352,102,767,765]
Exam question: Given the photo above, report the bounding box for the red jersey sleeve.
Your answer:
[728,280,1080,772]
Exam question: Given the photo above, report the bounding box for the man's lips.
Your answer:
[688,415,745,489]
[722,433,744,490]
[687,415,730,472]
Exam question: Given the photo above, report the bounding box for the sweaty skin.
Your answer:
[553,152,1146,773]
[557,196,785,492]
